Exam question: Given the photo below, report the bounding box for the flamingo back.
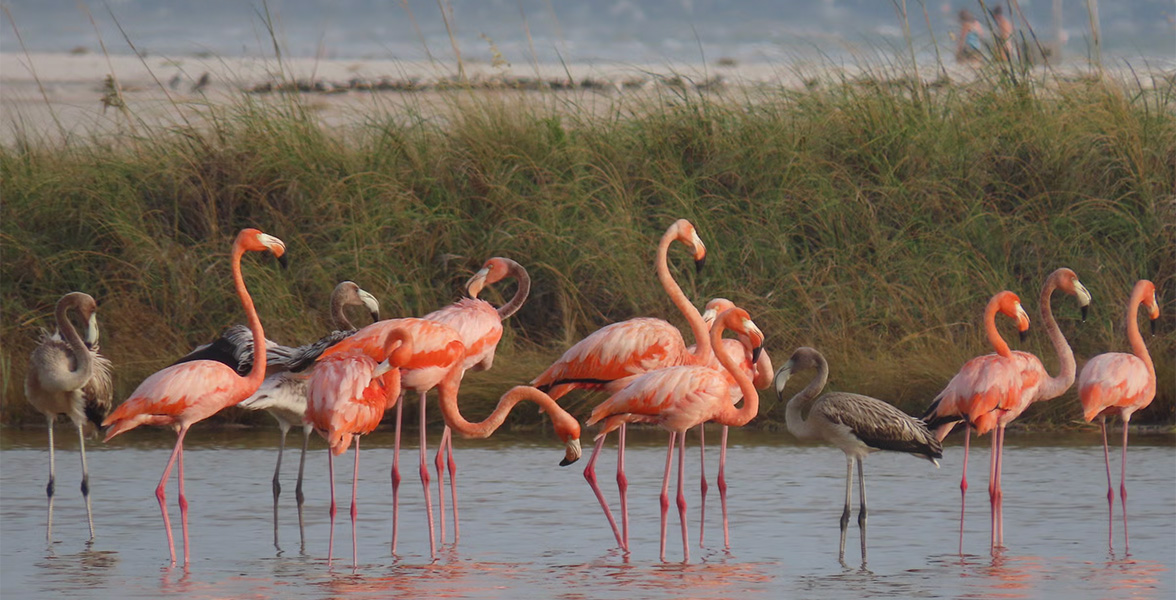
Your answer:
[1078,352,1155,422]
[923,353,1025,437]
[587,365,729,434]
[307,353,398,455]
[423,297,504,371]
[533,318,689,393]
[102,360,249,440]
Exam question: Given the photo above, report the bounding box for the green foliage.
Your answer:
[2,73,1173,429]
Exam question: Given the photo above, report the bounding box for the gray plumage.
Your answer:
[24,292,113,541]
[774,346,941,565]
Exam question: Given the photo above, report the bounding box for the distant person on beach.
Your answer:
[991,5,1014,61]
[955,9,984,65]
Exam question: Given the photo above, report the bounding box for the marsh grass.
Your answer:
[1,61,1172,431]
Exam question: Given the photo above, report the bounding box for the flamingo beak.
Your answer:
[1080,305,1088,322]
[695,256,706,274]
[85,313,100,348]
[277,253,289,269]
[773,361,794,402]
[1152,318,1158,337]
[560,438,582,466]
[752,345,763,365]
[466,268,490,298]
[1019,329,1028,343]
[358,289,380,323]
[701,308,717,327]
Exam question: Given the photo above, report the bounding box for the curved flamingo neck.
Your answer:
[55,296,93,387]
[1036,273,1076,400]
[496,261,531,320]
[437,382,563,439]
[231,242,266,390]
[656,231,709,363]
[985,295,1012,358]
[330,290,354,330]
[711,318,759,427]
[1125,284,1155,377]
[784,354,828,440]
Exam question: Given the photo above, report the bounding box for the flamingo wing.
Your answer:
[102,360,244,440]
[307,353,397,454]
[424,298,504,371]
[1078,352,1154,421]
[816,392,942,460]
[238,371,310,426]
[587,366,728,433]
[534,318,688,391]
[923,353,1023,434]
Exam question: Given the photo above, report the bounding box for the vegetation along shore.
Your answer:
[2,62,1173,431]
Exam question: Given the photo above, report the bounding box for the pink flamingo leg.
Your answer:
[435,426,447,545]
[659,432,676,562]
[994,426,1006,548]
[390,392,403,555]
[698,425,708,548]
[1120,419,1131,551]
[617,424,629,551]
[987,427,1000,551]
[583,433,624,549]
[677,430,690,563]
[718,424,730,549]
[327,448,336,564]
[351,438,360,568]
[447,432,459,544]
[155,426,189,565]
[1099,416,1114,550]
[958,422,970,555]
[418,390,437,558]
[177,436,190,565]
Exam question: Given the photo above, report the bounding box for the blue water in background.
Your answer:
[1,0,1173,66]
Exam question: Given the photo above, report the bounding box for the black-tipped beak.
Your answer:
[1080,305,1088,323]
[1019,329,1028,343]
[277,254,289,269]
[695,257,706,274]
[559,456,577,467]
[752,345,763,364]
[1151,319,1157,336]
[369,310,380,323]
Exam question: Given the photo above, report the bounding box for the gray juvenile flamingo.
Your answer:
[24,291,114,542]
[774,347,942,565]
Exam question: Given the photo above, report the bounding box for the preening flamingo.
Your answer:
[692,297,774,548]
[317,316,467,558]
[102,228,287,565]
[921,290,1031,553]
[421,257,530,545]
[585,307,764,562]
[24,291,114,542]
[1078,279,1159,552]
[307,329,409,567]
[531,219,709,551]
[773,347,942,565]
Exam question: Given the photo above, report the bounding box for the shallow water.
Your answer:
[2,426,1173,599]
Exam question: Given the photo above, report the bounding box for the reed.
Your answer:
[2,65,1172,430]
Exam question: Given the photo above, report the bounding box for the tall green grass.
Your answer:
[2,68,1172,430]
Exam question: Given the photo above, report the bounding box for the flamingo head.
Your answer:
[719,307,764,362]
[995,291,1031,342]
[1138,279,1160,335]
[335,281,381,323]
[1054,268,1092,322]
[670,219,707,273]
[773,346,823,401]
[555,418,583,467]
[62,292,100,349]
[466,257,513,298]
[383,328,415,366]
[237,228,288,268]
[701,298,737,329]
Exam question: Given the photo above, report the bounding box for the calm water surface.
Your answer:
[2,426,1173,599]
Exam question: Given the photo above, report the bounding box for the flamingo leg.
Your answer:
[1098,416,1113,550]
[327,448,336,564]
[698,425,708,548]
[856,457,868,565]
[995,426,1006,548]
[839,455,852,565]
[1120,417,1131,551]
[718,424,730,549]
[297,424,311,553]
[958,422,971,554]
[659,432,676,562]
[583,433,624,549]
[987,426,999,551]
[447,431,460,544]
[74,423,96,542]
[351,438,360,568]
[676,430,690,563]
[45,417,55,543]
[617,423,629,551]
[435,426,447,545]
[390,391,403,555]
[273,424,288,551]
[155,426,188,565]
[176,431,190,565]
[418,390,437,558]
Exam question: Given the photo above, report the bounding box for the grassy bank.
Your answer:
[2,66,1173,431]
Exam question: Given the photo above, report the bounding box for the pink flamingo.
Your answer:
[531,219,709,552]
[317,317,466,558]
[692,297,774,548]
[1078,279,1159,552]
[422,257,530,545]
[307,329,410,567]
[585,307,764,562]
[921,290,1030,553]
[102,228,287,565]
